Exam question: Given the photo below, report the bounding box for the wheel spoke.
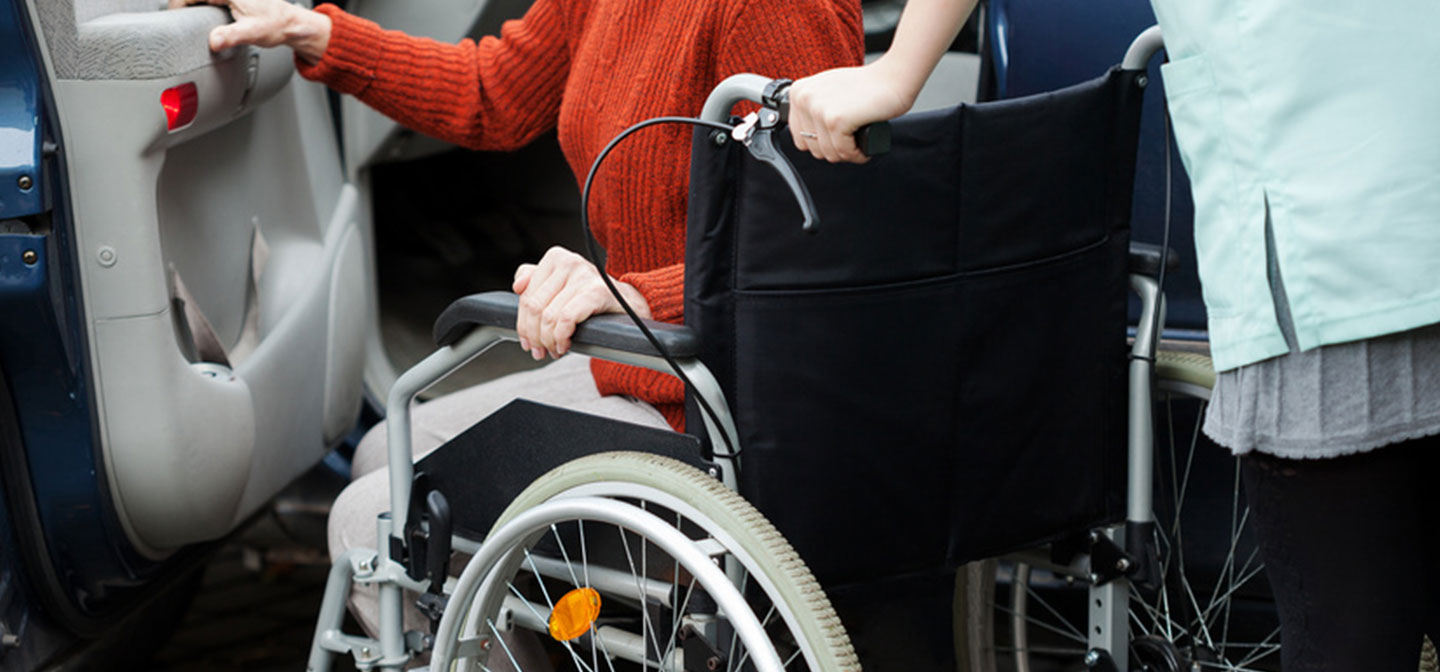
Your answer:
[1201,558,1265,625]
[999,391,1280,672]
[551,524,584,588]
[577,520,601,672]
[1128,601,1152,637]
[1180,568,1218,650]
[1020,579,1087,642]
[1211,461,1249,649]
[670,511,682,662]
[660,575,699,669]
[1130,589,1192,643]
[732,603,778,672]
[488,618,528,672]
[1233,625,1282,669]
[726,570,749,672]
[617,526,666,666]
[523,549,557,611]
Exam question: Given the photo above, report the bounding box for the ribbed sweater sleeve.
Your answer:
[620,264,686,324]
[718,0,864,89]
[296,2,569,151]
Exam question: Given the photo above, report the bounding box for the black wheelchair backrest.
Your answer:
[684,67,1146,585]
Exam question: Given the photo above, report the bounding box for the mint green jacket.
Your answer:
[1149,1,1440,371]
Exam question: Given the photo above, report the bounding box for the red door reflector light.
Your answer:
[161,83,198,131]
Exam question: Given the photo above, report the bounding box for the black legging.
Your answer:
[1241,437,1440,671]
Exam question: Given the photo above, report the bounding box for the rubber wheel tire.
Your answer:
[486,451,860,671]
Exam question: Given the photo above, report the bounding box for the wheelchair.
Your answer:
[306,26,1269,672]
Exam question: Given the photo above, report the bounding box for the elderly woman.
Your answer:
[173,0,862,634]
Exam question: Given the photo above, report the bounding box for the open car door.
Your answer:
[6,0,533,643]
[28,0,366,560]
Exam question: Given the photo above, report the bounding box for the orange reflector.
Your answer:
[548,587,602,641]
[161,83,198,131]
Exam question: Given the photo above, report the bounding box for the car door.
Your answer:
[6,0,534,639]
[26,0,368,564]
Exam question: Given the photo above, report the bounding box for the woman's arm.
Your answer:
[172,0,569,151]
[787,0,979,163]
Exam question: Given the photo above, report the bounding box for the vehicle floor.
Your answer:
[144,545,355,672]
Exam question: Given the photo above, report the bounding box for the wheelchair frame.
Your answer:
[308,26,1169,672]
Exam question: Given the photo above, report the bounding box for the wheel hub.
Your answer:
[1132,635,1226,672]
[1131,635,1184,672]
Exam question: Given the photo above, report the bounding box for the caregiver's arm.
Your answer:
[787,0,978,163]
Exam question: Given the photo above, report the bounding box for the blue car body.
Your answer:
[2,1,209,667]
[984,0,1205,332]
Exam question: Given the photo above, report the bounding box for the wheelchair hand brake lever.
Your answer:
[734,109,820,233]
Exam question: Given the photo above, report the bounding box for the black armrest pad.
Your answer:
[1128,242,1181,277]
[433,291,700,359]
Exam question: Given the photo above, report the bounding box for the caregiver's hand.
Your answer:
[787,62,915,164]
[513,247,653,360]
[168,0,331,63]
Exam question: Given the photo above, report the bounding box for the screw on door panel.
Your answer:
[22,250,37,265]
[97,246,117,267]
[16,175,32,191]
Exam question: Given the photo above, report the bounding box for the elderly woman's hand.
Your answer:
[168,0,331,62]
[512,247,652,360]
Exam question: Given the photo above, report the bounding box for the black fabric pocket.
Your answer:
[730,235,1128,584]
[732,274,966,581]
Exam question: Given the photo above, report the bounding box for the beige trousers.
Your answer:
[326,354,671,646]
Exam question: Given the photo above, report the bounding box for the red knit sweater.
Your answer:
[298,0,863,429]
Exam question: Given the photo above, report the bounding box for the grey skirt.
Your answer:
[1204,321,1440,459]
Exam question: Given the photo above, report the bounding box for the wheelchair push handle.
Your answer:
[702,74,892,157]
[701,75,892,234]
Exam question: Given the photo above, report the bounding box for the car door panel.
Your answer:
[28,0,367,554]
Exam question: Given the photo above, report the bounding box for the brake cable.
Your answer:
[572,86,820,462]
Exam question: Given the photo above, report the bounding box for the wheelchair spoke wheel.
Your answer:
[436,452,858,672]
[958,347,1281,672]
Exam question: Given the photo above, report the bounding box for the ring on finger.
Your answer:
[799,131,819,139]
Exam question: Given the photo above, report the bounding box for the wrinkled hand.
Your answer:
[787,63,915,164]
[513,247,651,360]
[168,0,330,61]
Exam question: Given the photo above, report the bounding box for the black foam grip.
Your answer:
[856,121,892,157]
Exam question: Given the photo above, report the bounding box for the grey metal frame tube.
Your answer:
[308,550,362,672]
[1089,528,1130,672]
[700,73,773,123]
[1127,275,1163,524]
[1106,27,1166,672]
[1122,26,1164,72]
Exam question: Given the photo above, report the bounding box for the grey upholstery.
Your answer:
[75,0,168,22]
[36,0,233,80]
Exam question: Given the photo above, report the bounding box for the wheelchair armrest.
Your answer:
[432,291,701,359]
[1128,242,1181,278]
